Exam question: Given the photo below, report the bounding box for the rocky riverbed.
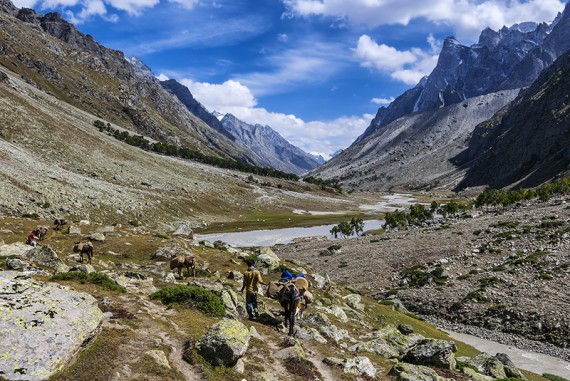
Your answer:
[274,197,570,362]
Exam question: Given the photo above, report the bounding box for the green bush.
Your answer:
[150,285,225,317]
[543,373,569,381]
[51,272,126,292]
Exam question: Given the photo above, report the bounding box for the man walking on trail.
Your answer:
[240,260,266,320]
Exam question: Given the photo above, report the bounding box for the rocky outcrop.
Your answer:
[195,318,251,366]
[389,362,447,381]
[323,356,377,378]
[402,339,457,370]
[0,272,103,381]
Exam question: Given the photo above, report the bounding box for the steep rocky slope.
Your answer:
[0,67,354,225]
[220,114,320,175]
[359,2,569,141]
[0,1,254,162]
[457,50,570,190]
[310,90,519,191]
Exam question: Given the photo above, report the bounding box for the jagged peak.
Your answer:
[442,36,460,47]
[0,0,17,14]
[128,56,155,78]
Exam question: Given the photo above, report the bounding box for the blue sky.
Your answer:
[12,0,567,156]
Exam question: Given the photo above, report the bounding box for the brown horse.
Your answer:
[279,283,300,336]
[73,241,93,264]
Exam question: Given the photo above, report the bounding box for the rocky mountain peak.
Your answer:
[0,0,17,14]
[129,56,155,79]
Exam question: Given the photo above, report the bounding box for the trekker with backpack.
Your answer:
[240,260,266,320]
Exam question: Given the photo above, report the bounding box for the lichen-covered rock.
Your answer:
[256,247,280,262]
[0,272,103,380]
[254,254,280,273]
[349,325,421,358]
[273,339,305,360]
[390,362,448,381]
[343,294,364,311]
[311,273,327,289]
[495,353,526,379]
[24,246,64,272]
[73,264,96,274]
[67,226,81,235]
[0,242,31,258]
[145,350,171,369]
[402,338,457,370]
[466,353,507,378]
[195,318,251,366]
[328,305,348,323]
[324,356,376,378]
[296,327,327,344]
[173,223,193,238]
[462,367,494,381]
[163,272,177,283]
[227,270,243,283]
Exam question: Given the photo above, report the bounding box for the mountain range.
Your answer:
[314,1,570,192]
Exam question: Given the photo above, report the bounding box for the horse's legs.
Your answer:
[288,299,296,336]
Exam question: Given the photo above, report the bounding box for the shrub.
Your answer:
[51,272,126,292]
[543,374,569,381]
[150,285,225,317]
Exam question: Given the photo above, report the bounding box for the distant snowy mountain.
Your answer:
[220,114,321,175]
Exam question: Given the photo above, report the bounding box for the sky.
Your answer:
[12,0,567,157]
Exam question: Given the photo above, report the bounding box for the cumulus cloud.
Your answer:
[354,35,438,85]
[172,77,370,154]
[283,0,565,42]
[371,97,394,105]
[278,33,289,43]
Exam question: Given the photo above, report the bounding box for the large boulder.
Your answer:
[254,254,280,274]
[25,246,65,272]
[173,223,194,238]
[0,242,31,258]
[390,362,448,381]
[323,356,376,378]
[402,339,457,370]
[495,353,526,379]
[466,353,508,378]
[195,318,251,366]
[0,272,103,380]
[349,325,422,358]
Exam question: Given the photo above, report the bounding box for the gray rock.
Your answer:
[25,246,65,271]
[390,362,447,381]
[495,353,526,379]
[402,338,457,369]
[0,271,103,381]
[67,226,81,235]
[0,242,31,258]
[227,270,243,283]
[173,223,194,238]
[462,367,494,381]
[87,232,105,242]
[6,258,28,270]
[311,273,327,289]
[163,272,177,283]
[349,325,421,358]
[200,240,214,248]
[145,350,171,369]
[466,353,507,378]
[273,340,305,360]
[256,247,280,262]
[196,318,251,366]
[254,254,280,273]
[73,264,96,274]
[324,356,376,378]
[296,327,327,344]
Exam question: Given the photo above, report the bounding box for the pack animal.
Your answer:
[169,255,195,278]
[73,241,93,264]
[53,218,67,231]
[279,283,300,336]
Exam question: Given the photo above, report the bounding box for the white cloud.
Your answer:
[235,40,350,96]
[283,0,566,42]
[169,0,198,10]
[12,0,39,6]
[354,35,438,85]
[179,79,258,110]
[371,97,394,105]
[278,33,289,43]
[173,77,370,154]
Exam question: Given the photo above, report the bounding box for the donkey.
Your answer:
[169,254,196,278]
[73,241,93,264]
[279,283,301,336]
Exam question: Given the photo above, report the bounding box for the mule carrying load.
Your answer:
[266,272,313,335]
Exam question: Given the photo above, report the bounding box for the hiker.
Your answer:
[26,230,39,247]
[240,260,266,320]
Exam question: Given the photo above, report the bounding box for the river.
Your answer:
[194,219,384,247]
[446,330,570,377]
